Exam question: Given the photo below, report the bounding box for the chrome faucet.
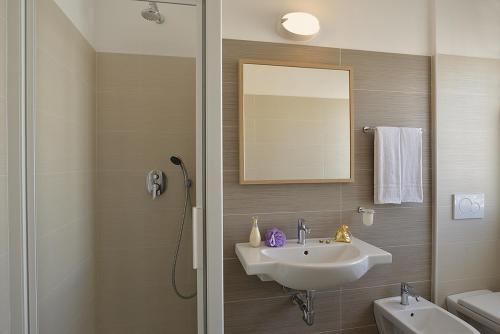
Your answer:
[297,218,311,245]
[400,282,420,305]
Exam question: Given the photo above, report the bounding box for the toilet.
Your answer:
[447,290,500,334]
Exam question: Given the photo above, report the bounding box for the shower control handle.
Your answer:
[146,170,167,200]
[152,183,159,200]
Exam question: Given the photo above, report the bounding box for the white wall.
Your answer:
[56,0,431,57]
[435,0,500,59]
[222,0,431,56]
[94,0,197,57]
[53,0,96,46]
[52,0,198,57]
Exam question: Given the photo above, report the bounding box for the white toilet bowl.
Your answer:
[447,290,500,334]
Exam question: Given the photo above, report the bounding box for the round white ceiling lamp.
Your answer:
[277,12,320,41]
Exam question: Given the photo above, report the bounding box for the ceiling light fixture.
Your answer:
[277,12,320,41]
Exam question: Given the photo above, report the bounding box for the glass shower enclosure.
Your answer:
[4,0,210,333]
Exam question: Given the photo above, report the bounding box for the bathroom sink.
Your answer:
[374,296,479,334]
[235,237,392,291]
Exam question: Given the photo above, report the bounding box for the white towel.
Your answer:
[374,127,402,204]
[374,127,423,204]
[400,127,423,203]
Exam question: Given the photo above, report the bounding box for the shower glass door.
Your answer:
[25,0,206,333]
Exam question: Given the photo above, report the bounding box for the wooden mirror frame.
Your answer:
[239,59,355,185]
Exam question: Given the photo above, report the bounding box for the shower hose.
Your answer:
[171,178,197,300]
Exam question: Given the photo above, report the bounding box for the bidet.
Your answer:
[401,282,420,305]
[375,296,479,334]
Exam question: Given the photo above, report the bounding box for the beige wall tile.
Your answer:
[97,90,194,133]
[224,210,342,259]
[38,259,95,334]
[0,176,7,255]
[436,276,500,307]
[97,284,196,333]
[0,16,6,99]
[223,125,239,172]
[37,53,96,126]
[223,39,341,71]
[223,40,432,333]
[353,130,374,171]
[225,290,341,334]
[0,14,7,175]
[438,93,500,131]
[37,218,95,297]
[96,208,188,251]
[0,1,7,331]
[96,323,196,334]
[0,99,6,175]
[435,168,499,207]
[344,207,432,248]
[97,53,195,91]
[340,49,430,93]
[36,1,97,333]
[96,247,195,297]
[341,281,430,329]
[97,130,194,172]
[224,171,343,214]
[0,0,5,20]
[341,325,379,334]
[36,105,96,174]
[437,207,500,243]
[97,53,146,90]
[0,253,10,332]
[96,52,196,333]
[353,90,430,129]
[36,172,95,237]
[223,82,239,127]
[437,240,500,283]
[37,0,77,64]
[97,170,193,211]
[437,55,500,96]
[224,258,286,302]
[342,244,431,290]
[438,129,499,168]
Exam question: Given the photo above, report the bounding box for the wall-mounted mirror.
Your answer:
[239,59,354,184]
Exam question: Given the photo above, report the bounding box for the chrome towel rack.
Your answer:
[362,126,423,134]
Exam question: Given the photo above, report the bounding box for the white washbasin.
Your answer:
[374,296,480,334]
[235,237,392,291]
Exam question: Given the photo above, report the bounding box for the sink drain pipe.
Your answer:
[291,290,315,326]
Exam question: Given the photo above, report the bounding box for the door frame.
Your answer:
[204,0,225,333]
[15,0,226,332]
[7,0,31,332]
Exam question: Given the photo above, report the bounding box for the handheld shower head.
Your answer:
[170,155,183,166]
[170,155,191,188]
[168,153,196,300]
[141,2,165,24]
